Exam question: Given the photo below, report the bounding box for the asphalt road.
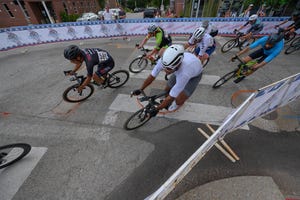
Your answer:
[0,35,300,200]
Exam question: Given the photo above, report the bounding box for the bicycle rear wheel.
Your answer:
[123,108,152,130]
[285,32,296,44]
[0,143,31,169]
[221,39,237,53]
[239,37,256,50]
[63,84,94,103]
[108,70,129,88]
[285,45,297,54]
[212,70,236,88]
[129,57,148,73]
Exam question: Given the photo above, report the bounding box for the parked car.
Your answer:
[98,8,120,20]
[76,12,99,22]
[134,7,144,13]
[143,7,157,18]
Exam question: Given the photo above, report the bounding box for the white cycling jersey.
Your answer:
[151,52,203,98]
[188,33,214,56]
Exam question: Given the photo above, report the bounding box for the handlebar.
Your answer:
[63,70,85,83]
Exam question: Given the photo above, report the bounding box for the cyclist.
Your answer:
[231,31,284,83]
[275,11,300,39]
[201,20,219,37]
[131,44,203,116]
[138,24,172,64]
[63,45,115,92]
[184,27,216,65]
[235,14,264,44]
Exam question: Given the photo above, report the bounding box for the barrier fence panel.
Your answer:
[147,72,300,200]
[0,17,294,51]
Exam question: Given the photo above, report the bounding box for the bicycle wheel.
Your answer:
[0,143,31,169]
[285,45,297,54]
[63,84,94,103]
[239,37,256,50]
[123,108,152,130]
[290,37,300,47]
[202,57,210,68]
[212,70,236,88]
[221,39,237,53]
[285,32,296,44]
[107,70,129,88]
[129,57,148,73]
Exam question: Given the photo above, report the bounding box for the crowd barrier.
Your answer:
[0,17,296,51]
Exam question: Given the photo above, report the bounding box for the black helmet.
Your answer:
[265,33,284,49]
[64,45,81,60]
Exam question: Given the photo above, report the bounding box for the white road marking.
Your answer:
[129,70,220,86]
[109,94,249,129]
[0,147,47,200]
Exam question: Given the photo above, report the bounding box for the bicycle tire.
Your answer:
[123,108,152,130]
[285,45,297,54]
[221,39,237,53]
[212,70,236,88]
[202,57,210,68]
[63,84,94,103]
[285,32,296,44]
[129,57,148,73]
[239,37,256,50]
[290,37,300,47]
[0,143,31,169]
[107,70,129,88]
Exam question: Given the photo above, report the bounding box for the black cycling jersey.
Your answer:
[81,48,114,76]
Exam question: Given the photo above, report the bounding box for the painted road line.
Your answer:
[129,70,220,86]
[109,94,249,129]
[0,147,48,200]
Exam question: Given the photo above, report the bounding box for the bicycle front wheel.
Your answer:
[285,45,297,54]
[285,32,296,44]
[221,39,237,53]
[212,70,236,89]
[123,108,152,130]
[63,84,94,103]
[0,143,31,169]
[108,70,129,88]
[129,57,148,73]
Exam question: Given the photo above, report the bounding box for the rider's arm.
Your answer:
[72,62,82,73]
[156,95,174,110]
[237,22,249,31]
[235,46,250,57]
[139,34,150,48]
[140,74,155,90]
[252,61,267,70]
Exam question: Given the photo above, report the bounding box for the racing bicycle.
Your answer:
[63,69,129,103]
[128,44,159,73]
[275,26,296,44]
[285,37,300,54]
[212,55,256,88]
[123,90,168,130]
[221,30,256,53]
[0,143,31,169]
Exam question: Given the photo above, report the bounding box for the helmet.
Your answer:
[148,24,158,33]
[192,27,205,40]
[201,20,210,29]
[265,33,283,49]
[292,10,300,17]
[64,45,80,60]
[249,14,258,21]
[162,44,184,69]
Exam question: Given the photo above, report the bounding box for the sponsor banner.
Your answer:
[0,17,295,51]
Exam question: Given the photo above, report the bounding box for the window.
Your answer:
[20,1,29,18]
[3,3,14,17]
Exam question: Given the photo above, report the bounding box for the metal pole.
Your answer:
[16,0,31,25]
[41,1,55,24]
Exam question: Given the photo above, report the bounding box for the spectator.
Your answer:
[103,6,113,21]
[257,4,266,17]
[118,7,126,19]
[242,4,254,17]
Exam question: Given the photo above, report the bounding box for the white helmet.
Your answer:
[193,27,205,40]
[162,44,184,69]
[148,24,158,33]
[249,14,258,21]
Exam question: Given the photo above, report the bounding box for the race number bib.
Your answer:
[97,50,109,62]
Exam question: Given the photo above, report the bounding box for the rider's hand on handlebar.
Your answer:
[231,55,238,62]
[274,25,279,29]
[131,89,142,97]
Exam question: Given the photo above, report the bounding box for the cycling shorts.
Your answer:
[167,73,202,97]
[95,58,114,77]
[248,48,267,63]
[194,44,216,56]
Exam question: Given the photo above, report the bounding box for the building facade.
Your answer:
[0,0,105,28]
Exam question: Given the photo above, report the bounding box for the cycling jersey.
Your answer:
[249,36,284,63]
[147,27,172,50]
[188,33,215,56]
[81,48,114,76]
[151,52,203,98]
[244,19,264,34]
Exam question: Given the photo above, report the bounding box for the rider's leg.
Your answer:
[94,59,115,85]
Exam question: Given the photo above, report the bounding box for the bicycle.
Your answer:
[63,69,129,103]
[0,143,31,169]
[285,37,300,54]
[128,44,159,73]
[212,55,256,88]
[275,26,296,45]
[123,90,169,130]
[221,30,256,53]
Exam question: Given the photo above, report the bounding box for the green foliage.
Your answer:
[97,0,105,9]
[60,11,80,22]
